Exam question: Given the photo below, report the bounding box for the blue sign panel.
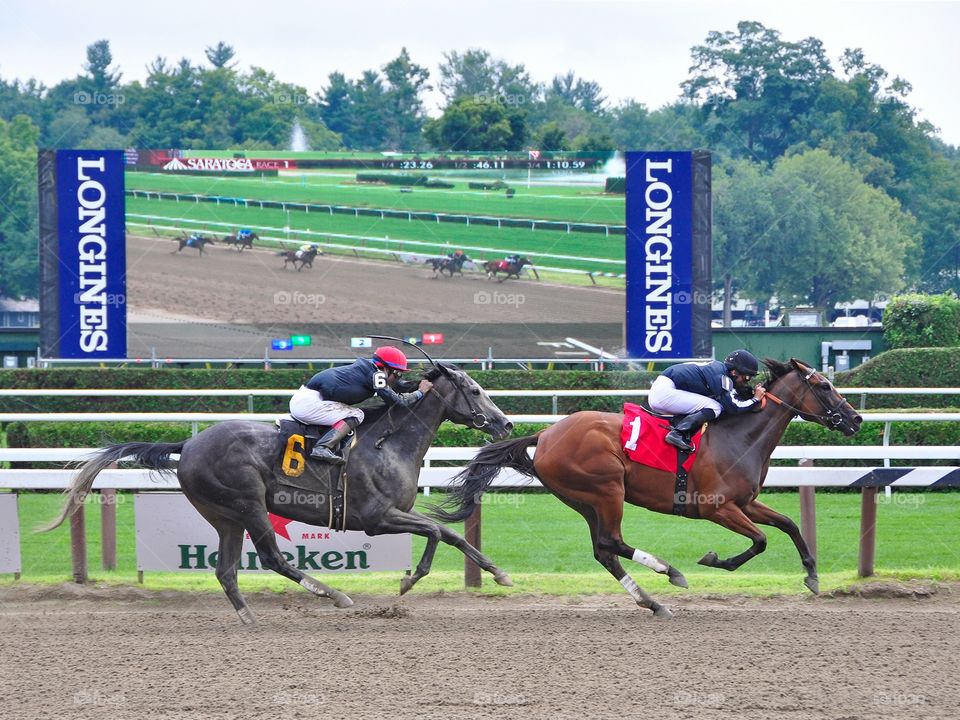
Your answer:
[625,151,693,359]
[55,150,126,358]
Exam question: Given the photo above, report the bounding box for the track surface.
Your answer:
[3,585,958,719]
[125,235,624,358]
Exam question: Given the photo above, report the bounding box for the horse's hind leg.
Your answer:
[588,497,678,616]
[372,508,512,594]
[212,519,257,625]
[743,499,818,594]
[244,513,354,608]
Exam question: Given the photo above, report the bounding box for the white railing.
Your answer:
[2,444,958,491]
[1,411,958,425]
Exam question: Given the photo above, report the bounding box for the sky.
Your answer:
[2,0,959,146]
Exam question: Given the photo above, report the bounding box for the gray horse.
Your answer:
[45,363,514,624]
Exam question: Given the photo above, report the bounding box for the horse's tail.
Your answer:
[40,441,185,532]
[276,250,288,256]
[428,434,540,523]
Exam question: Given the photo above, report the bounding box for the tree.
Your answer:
[424,96,526,151]
[682,21,833,162]
[536,122,568,151]
[381,48,430,150]
[711,159,780,324]
[548,71,606,113]
[205,42,236,69]
[82,40,122,95]
[0,115,40,299]
[759,149,920,308]
[437,48,540,106]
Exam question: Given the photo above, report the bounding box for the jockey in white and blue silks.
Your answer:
[648,349,766,452]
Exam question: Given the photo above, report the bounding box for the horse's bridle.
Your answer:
[424,368,490,429]
[763,366,849,430]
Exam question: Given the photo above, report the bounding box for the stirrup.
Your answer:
[665,430,694,453]
[310,446,345,464]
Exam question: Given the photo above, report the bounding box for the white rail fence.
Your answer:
[2,398,957,583]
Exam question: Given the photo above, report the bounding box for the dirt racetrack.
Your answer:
[2,584,958,720]
[124,235,625,359]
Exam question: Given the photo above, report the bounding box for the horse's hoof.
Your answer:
[804,576,820,595]
[698,551,719,567]
[668,567,688,588]
[332,593,354,609]
[494,572,514,587]
[400,576,416,595]
[651,604,673,619]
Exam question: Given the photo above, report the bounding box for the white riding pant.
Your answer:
[289,386,365,426]
[648,376,723,417]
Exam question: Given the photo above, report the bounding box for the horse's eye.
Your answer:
[472,388,481,396]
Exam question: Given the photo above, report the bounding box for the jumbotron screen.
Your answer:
[118,150,626,361]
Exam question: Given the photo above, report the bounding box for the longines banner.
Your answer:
[0,494,21,574]
[135,493,411,573]
[625,151,712,360]
[38,149,127,359]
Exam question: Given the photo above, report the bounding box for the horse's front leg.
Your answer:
[697,502,768,572]
[372,508,512,594]
[743,499,819,593]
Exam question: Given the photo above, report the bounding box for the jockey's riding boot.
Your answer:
[664,408,717,453]
[310,418,359,464]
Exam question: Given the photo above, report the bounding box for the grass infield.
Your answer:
[6,491,958,597]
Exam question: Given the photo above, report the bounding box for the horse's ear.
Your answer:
[789,358,812,374]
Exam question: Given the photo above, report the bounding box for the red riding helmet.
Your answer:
[373,346,409,371]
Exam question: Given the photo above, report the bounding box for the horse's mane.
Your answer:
[762,358,795,388]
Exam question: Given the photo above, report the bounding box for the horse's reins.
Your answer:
[423,372,490,429]
[761,367,848,430]
[367,334,491,431]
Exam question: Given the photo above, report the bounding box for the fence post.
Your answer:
[70,505,87,583]
[464,504,482,588]
[858,487,878,577]
[100,489,117,571]
[798,459,817,560]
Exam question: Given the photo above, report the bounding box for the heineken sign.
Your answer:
[135,493,411,573]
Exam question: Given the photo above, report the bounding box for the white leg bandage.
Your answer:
[632,548,669,574]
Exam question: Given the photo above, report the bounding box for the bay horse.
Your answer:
[172,233,215,255]
[278,247,318,270]
[45,362,514,624]
[431,358,862,617]
[222,231,258,251]
[483,256,533,282]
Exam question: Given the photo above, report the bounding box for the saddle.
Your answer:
[620,403,702,518]
[274,418,354,530]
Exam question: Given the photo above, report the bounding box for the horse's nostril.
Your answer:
[505,421,514,432]
[854,415,863,424]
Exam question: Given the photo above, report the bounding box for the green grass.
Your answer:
[125,196,626,273]
[8,491,959,597]
[126,170,625,225]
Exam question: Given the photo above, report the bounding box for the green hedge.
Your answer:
[0,369,657,415]
[7,417,959,468]
[835,348,960,407]
[355,173,455,189]
[605,177,626,193]
[468,180,508,191]
[883,293,960,349]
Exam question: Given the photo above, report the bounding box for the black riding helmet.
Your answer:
[724,349,760,377]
